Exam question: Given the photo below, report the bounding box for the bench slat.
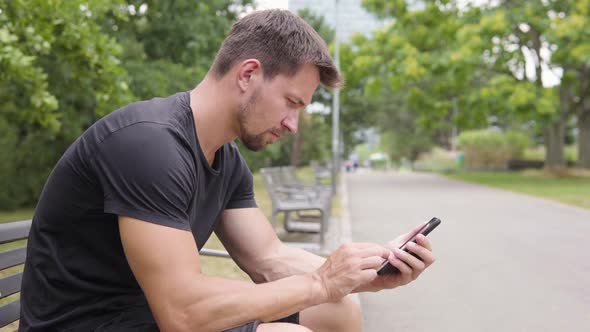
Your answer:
[0,273,23,299]
[0,247,27,270]
[0,301,20,328]
[0,220,32,244]
[199,248,230,258]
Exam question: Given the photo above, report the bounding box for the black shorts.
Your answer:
[86,303,300,332]
[224,312,300,332]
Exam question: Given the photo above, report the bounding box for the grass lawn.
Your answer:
[0,209,35,223]
[445,170,590,210]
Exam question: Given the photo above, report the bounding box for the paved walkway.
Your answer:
[346,171,590,332]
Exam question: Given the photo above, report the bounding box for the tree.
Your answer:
[0,0,134,209]
[548,0,590,168]
[466,0,570,168]
[354,0,486,160]
[102,0,253,101]
[360,0,586,169]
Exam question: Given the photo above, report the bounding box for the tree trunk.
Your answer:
[544,121,566,169]
[544,84,571,170]
[575,65,590,169]
[578,108,590,169]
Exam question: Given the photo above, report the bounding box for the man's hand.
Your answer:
[312,243,391,302]
[355,223,436,293]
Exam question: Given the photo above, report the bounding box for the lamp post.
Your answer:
[331,0,340,194]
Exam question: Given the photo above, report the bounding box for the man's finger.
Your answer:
[388,254,412,279]
[359,269,379,285]
[405,242,435,267]
[394,248,425,272]
[361,255,389,270]
[396,222,428,244]
[415,234,432,251]
[357,246,391,260]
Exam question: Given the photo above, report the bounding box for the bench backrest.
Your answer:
[0,219,31,328]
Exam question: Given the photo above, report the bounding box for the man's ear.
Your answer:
[236,59,262,92]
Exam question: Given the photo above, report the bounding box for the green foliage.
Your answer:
[505,131,530,159]
[348,0,589,167]
[104,0,252,101]
[353,144,373,161]
[524,145,578,163]
[413,148,460,173]
[349,0,489,157]
[457,129,530,170]
[0,0,135,209]
[362,0,408,19]
[124,59,203,99]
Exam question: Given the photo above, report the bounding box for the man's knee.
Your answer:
[257,322,312,332]
[337,296,362,328]
[300,295,362,332]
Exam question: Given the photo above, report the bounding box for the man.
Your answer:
[20,9,435,332]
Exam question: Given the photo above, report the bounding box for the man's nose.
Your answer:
[281,111,299,134]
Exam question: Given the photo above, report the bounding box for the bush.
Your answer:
[413,148,459,172]
[523,145,578,163]
[0,118,58,210]
[505,131,530,159]
[457,130,530,170]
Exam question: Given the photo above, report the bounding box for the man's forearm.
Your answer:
[248,244,326,283]
[175,272,325,331]
[248,243,384,294]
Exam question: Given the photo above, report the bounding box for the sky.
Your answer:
[255,0,289,10]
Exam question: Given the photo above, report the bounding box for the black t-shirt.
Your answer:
[19,92,257,331]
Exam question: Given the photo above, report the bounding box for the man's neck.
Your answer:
[189,75,239,165]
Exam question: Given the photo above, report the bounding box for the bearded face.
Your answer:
[235,63,320,152]
[237,89,283,152]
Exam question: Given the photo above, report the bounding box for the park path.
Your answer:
[346,171,590,332]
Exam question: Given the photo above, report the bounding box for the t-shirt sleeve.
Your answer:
[225,154,257,210]
[92,123,195,231]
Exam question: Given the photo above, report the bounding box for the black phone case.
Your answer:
[376,217,441,275]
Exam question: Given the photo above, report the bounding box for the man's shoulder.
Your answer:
[81,92,194,151]
[105,91,191,132]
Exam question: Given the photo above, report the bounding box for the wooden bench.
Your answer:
[260,167,332,248]
[0,219,229,329]
[309,160,332,185]
[0,219,30,328]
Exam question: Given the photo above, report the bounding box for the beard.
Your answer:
[238,89,277,152]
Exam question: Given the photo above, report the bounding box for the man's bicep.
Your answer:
[215,208,282,270]
[118,216,202,327]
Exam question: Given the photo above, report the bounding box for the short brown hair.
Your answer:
[211,9,343,88]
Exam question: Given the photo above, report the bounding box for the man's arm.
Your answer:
[215,208,327,283]
[119,216,324,332]
[216,208,436,294]
[119,215,388,331]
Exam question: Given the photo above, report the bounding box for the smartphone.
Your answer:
[376,217,441,275]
